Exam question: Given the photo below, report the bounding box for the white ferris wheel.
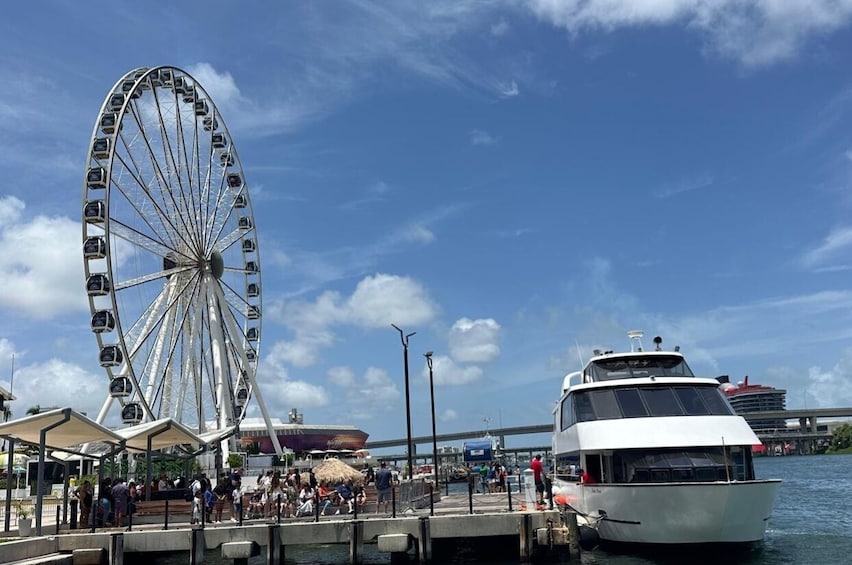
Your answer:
[82,66,282,456]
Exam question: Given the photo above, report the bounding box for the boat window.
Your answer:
[574,393,596,422]
[560,396,573,430]
[674,387,710,415]
[589,390,621,419]
[590,354,695,380]
[696,387,734,415]
[615,388,647,417]
[643,387,684,416]
[565,385,734,424]
[614,448,751,484]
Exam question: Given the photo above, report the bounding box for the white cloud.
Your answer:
[8,359,104,418]
[346,274,439,328]
[449,318,502,363]
[801,227,852,269]
[440,408,458,421]
[529,0,852,67]
[269,274,439,367]
[497,80,520,97]
[0,196,87,319]
[421,354,482,385]
[807,348,852,407]
[402,224,436,244]
[187,63,244,106]
[328,365,401,420]
[328,366,356,388]
[470,129,498,145]
[255,343,329,409]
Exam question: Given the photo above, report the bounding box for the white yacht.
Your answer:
[551,331,780,546]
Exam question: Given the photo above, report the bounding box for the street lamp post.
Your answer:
[424,351,439,487]
[392,324,416,480]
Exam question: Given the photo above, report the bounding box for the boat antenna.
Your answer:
[574,340,585,367]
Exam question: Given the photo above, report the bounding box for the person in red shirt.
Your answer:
[579,468,596,484]
[530,454,545,505]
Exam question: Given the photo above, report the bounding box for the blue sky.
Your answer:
[3,1,852,452]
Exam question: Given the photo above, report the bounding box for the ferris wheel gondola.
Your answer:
[81,66,282,455]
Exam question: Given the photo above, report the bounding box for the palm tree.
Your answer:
[25,405,40,415]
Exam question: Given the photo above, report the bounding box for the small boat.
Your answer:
[551,331,780,546]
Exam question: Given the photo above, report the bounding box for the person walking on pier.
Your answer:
[375,461,393,514]
[530,455,546,507]
[77,481,92,528]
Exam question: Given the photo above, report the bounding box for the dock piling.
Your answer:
[189,525,205,565]
[566,511,580,558]
[163,499,169,530]
[519,513,532,563]
[349,519,364,565]
[109,531,124,565]
[417,516,432,563]
[267,524,282,565]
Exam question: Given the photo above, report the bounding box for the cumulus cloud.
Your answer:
[328,366,401,420]
[345,274,439,328]
[806,347,852,407]
[529,0,852,67]
[0,196,87,319]
[187,63,244,106]
[269,274,438,367]
[255,342,329,409]
[420,354,482,385]
[448,318,502,363]
[440,408,458,421]
[9,359,104,417]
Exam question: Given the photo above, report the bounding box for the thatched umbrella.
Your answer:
[312,458,364,485]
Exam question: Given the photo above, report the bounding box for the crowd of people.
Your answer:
[72,461,403,528]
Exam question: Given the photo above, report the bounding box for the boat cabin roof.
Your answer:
[562,351,695,393]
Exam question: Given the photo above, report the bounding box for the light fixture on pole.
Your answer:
[424,351,439,487]
[392,324,416,480]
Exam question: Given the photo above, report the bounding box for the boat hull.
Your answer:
[552,479,780,544]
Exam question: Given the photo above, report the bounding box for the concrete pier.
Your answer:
[0,492,573,564]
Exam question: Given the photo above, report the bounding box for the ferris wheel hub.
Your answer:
[210,250,224,279]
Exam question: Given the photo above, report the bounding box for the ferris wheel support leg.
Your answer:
[205,275,233,462]
[213,283,284,457]
[95,395,115,425]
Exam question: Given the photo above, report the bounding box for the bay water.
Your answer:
[137,454,852,564]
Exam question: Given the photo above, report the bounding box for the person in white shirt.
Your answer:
[296,485,315,517]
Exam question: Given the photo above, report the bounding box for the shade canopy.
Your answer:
[312,458,364,485]
[113,418,203,451]
[197,426,237,447]
[0,408,122,450]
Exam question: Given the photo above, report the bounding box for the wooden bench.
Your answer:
[133,499,193,516]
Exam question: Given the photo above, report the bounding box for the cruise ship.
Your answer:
[237,409,368,454]
[719,376,787,433]
[551,331,780,546]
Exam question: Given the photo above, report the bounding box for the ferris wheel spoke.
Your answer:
[147,85,198,240]
[125,102,204,252]
[216,226,253,254]
[113,265,195,291]
[111,152,196,254]
[109,219,192,263]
